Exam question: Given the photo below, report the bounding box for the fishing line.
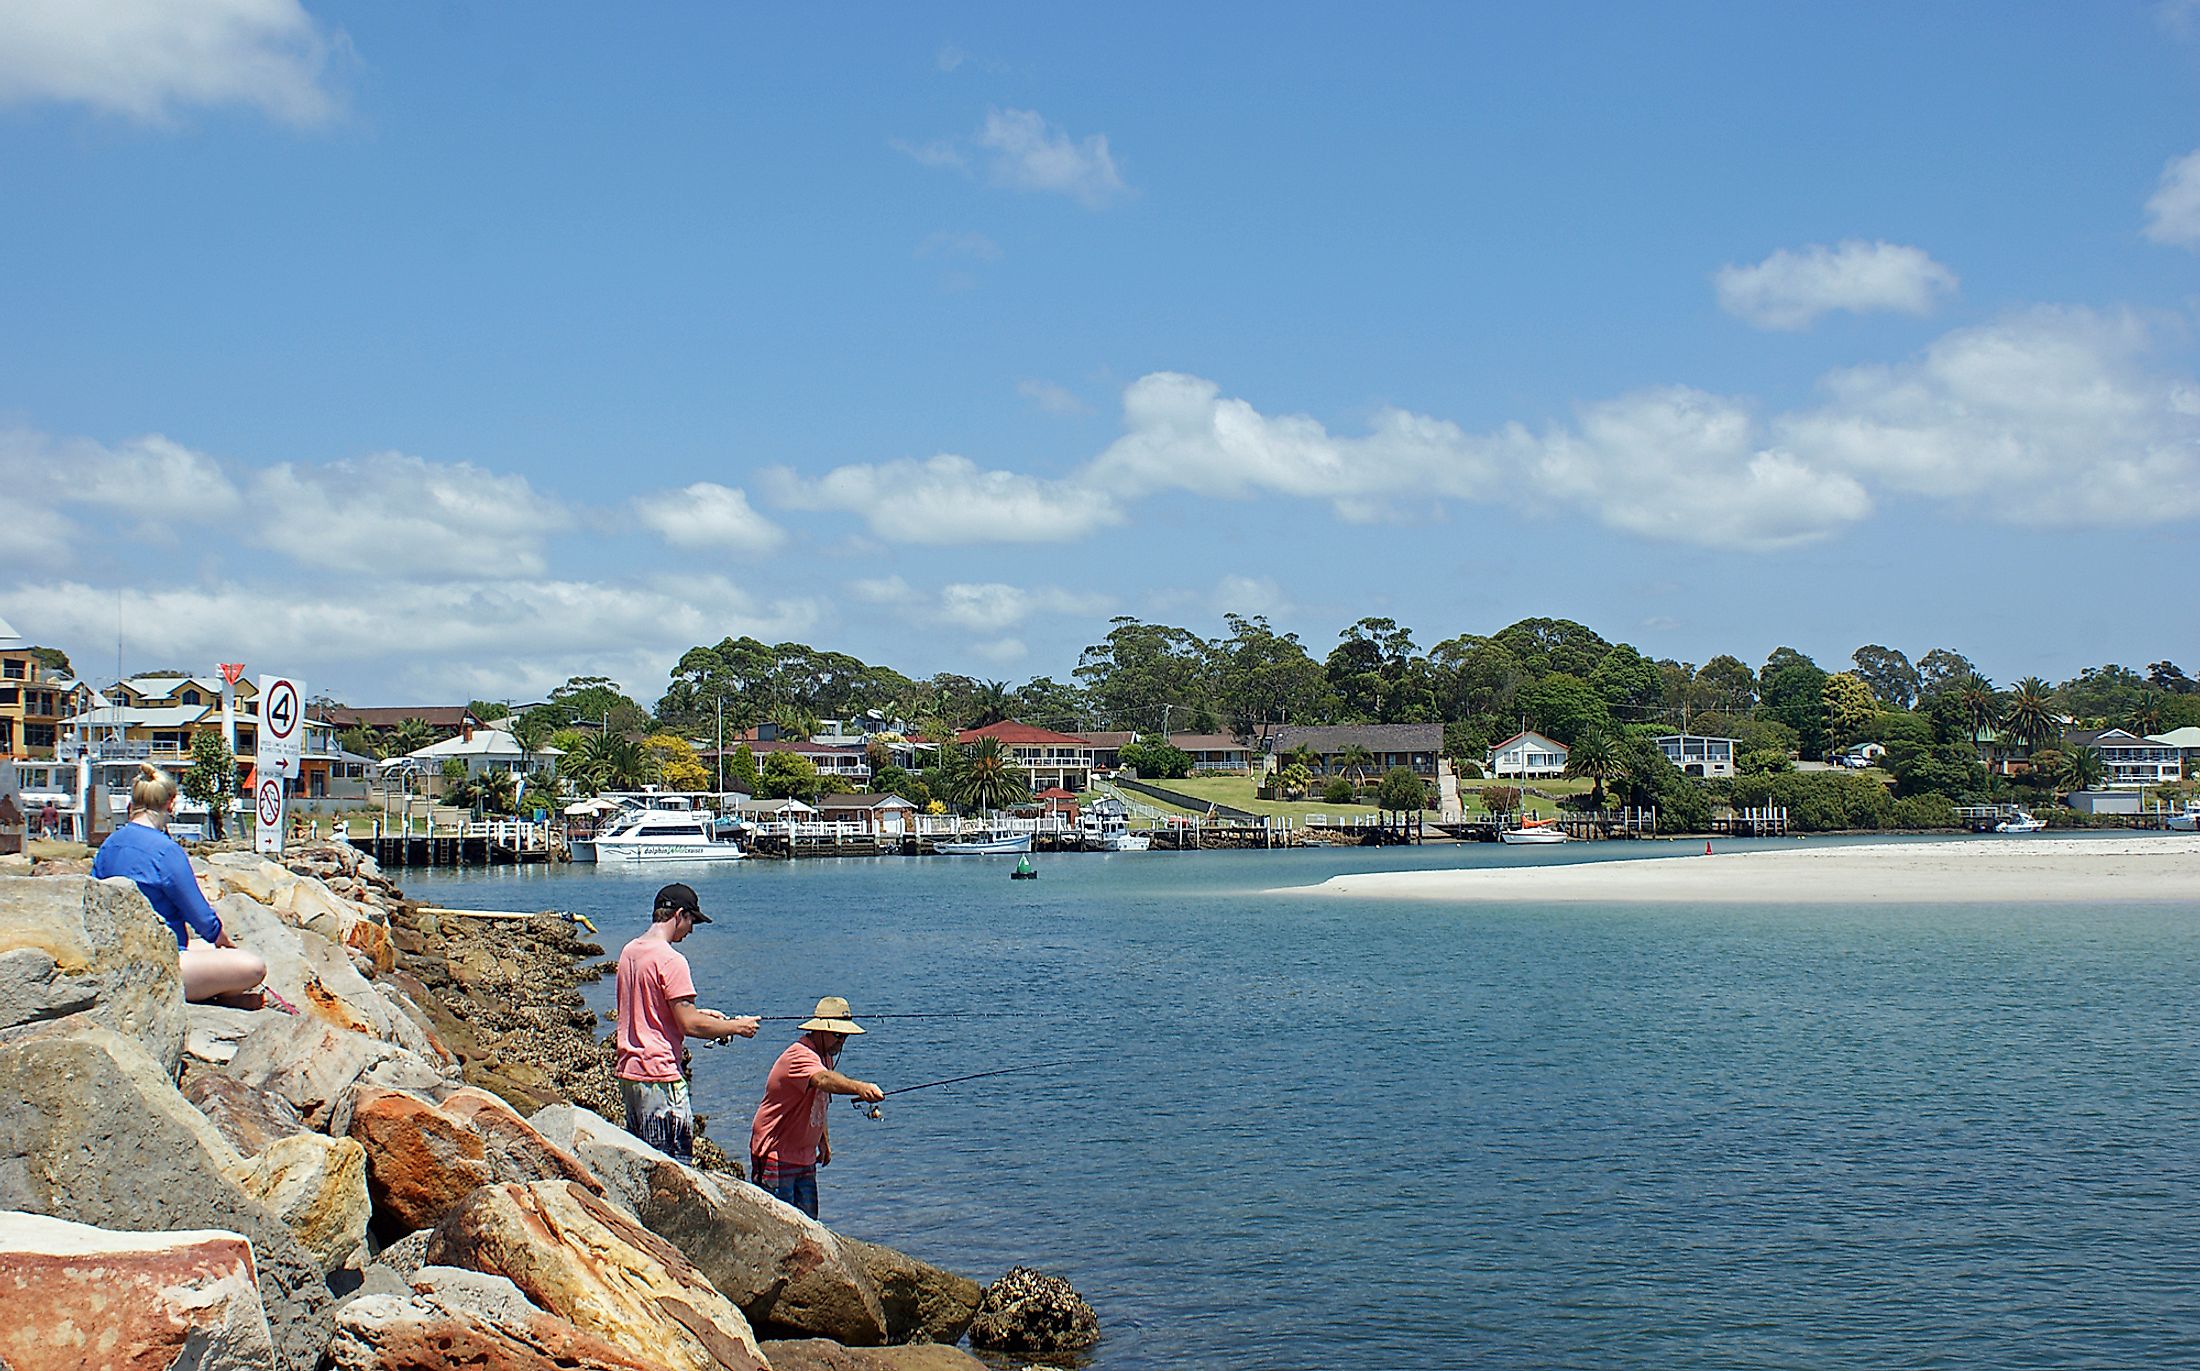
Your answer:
[848,1058,1088,1118]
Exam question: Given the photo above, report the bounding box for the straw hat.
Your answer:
[799,996,864,1035]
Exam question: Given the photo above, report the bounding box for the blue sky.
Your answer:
[4,3,2198,706]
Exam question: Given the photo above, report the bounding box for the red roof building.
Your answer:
[955,720,1097,793]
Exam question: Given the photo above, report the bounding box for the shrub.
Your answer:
[1453,759,1484,779]
[1375,766,1432,813]
[1481,785,1521,815]
[1730,770,1894,832]
[1890,792,1957,829]
[1321,777,1357,805]
[1118,739,1193,779]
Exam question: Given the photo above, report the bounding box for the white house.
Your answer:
[2066,728,2181,789]
[1657,733,1740,778]
[2148,726,2200,778]
[400,727,562,779]
[1489,730,1569,779]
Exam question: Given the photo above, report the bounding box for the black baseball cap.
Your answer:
[653,882,710,923]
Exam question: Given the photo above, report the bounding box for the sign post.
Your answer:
[254,673,305,855]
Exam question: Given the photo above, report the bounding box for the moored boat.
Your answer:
[935,831,1034,855]
[1994,809,2048,834]
[589,810,746,863]
[1499,815,1571,845]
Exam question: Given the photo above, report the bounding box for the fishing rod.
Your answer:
[848,1059,1086,1120]
[750,1011,1029,1022]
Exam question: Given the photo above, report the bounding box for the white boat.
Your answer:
[588,810,746,864]
[935,831,1034,856]
[1077,805,1151,851]
[1994,809,2048,834]
[2163,805,2200,832]
[1498,817,1571,845]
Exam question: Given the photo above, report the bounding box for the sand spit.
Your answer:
[1300,835,2200,904]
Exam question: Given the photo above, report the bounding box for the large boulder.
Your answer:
[228,1132,372,1274]
[347,1086,495,1237]
[0,1210,275,1370]
[183,1000,263,1065]
[426,1179,769,1371]
[0,1023,331,1370]
[843,1237,984,1346]
[966,1266,1099,1356]
[212,892,393,1041]
[224,1011,441,1134]
[329,1270,656,1371]
[532,1102,888,1345]
[0,874,185,1073]
[758,1341,993,1371]
[183,1068,311,1157]
[440,1086,602,1192]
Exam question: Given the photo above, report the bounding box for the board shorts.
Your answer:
[751,1156,820,1218]
[619,1076,694,1163]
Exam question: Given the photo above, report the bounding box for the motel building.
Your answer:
[956,721,1098,793]
[1656,733,1739,778]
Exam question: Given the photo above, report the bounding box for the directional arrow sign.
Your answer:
[257,674,305,778]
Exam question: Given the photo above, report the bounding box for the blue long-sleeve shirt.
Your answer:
[89,821,224,949]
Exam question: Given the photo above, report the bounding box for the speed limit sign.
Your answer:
[254,775,286,855]
[257,674,305,776]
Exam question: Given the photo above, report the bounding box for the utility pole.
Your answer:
[715,696,724,797]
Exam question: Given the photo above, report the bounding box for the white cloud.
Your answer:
[1211,575,1292,619]
[2144,150,2200,247]
[1715,240,1958,330]
[978,108,1129,206]
[1091,371,1500,511]
[935,582,1110,633]
[900,108,1130,208]
[66,433,245,523]
[1777,307,2200,524]
[632,482,785,556]
[0,0,343,125]
[251,452,572,576]
[7,573,822,704]
[1533,387,1873,551]
[767,454,1121,545]
[972,637,1027,665]
[848,574,918,606]
[1017,378,1092,416]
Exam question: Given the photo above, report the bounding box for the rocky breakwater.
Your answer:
[0,840,1097,1368]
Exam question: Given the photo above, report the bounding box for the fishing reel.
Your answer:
[849,1098,883,1120]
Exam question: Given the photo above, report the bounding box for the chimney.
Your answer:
[463,723,474,743]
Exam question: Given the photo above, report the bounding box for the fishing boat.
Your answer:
[1498,814,1571,845]
[1077,802,1151,851]
[2163,803,2200,832]
[935,831,1034,855]
[587,810,746,864]
[1994,808,2048,834]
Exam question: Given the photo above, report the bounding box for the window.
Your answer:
[1,659,23,680]
[25,724,55,748]
[0,688,15,705]
[182,690,200,705]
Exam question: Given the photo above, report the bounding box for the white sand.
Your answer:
[1299,835,2200,904]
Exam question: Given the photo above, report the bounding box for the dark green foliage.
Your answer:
[1321,776,1357,805]
[1916,648,1979,699]
[1075,618,1216,733]
[1454,758,1483,779]
[1374,766,1431,813]
[1759,662,1831,759]
[1609,736,1713,831]
[1010,676,1090,734]
[1215,614,1329,744]
[1738,748,1793,776]
[1117,739,1193,779]
[468,699,512,722]
[1442,720,1489,763]
[1890,792,1957,829]
[1491,618,1611,680]
[726,743,760,797]
[1588,643,1665,712]
[24,646,72,675]
[1869,710,1933,749]
[1730,770,1894,831]
[1516,672,1611,745]
[1326,618,1437,723]
[181,731,236,839]
[1887,737,1990,802]
[1849,645,1920,710]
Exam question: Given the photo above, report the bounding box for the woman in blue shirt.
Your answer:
[91,764,269,1004]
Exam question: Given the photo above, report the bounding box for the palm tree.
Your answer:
[1956,674,2003,764]
[2003,676,2058,757]
[2131,693,2167,737]
[2054,745,2105,800]
[337,725,385,760]
[570,732,656,793]
[1562,729,1621,810]
[387,716,436,756]
[973,680,1014,727]
[945,735,1030,813]
[1335,743,1376,792]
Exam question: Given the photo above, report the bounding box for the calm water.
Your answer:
[406,838,2200,1370]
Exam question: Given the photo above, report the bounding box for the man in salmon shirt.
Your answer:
[614,882,760,1162]
[750,996,885,1218]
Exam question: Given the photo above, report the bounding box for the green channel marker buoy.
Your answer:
[1011,854,1038,880]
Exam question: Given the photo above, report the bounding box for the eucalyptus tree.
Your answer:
[1215,614,1328,746]
[1849,645,1921,710]
[1916,648,1980,700]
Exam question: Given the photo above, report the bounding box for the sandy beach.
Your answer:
[1300,835,2200,904]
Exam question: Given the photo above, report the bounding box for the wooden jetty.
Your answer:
[1710,806,1790,837]
[344,818,557,868]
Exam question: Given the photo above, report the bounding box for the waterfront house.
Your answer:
[1167,733,1256,773]
[1488,729,1569,779]
[734,738,873,785]
[399,726,562,783]
[2064,727,2182,789]
[2147,727,2200,778]
[1082,731,1134,772]
[0,647,81,759]
[813,792,917,835]
[1657,733,1740,778]
[322,704,486,745]
[60,673,359,801]
[956,720,1097,792]
[1270,723,1444,780]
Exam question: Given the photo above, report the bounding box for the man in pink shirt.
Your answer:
[749,996,884,1218]
[614,882,759,1163]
